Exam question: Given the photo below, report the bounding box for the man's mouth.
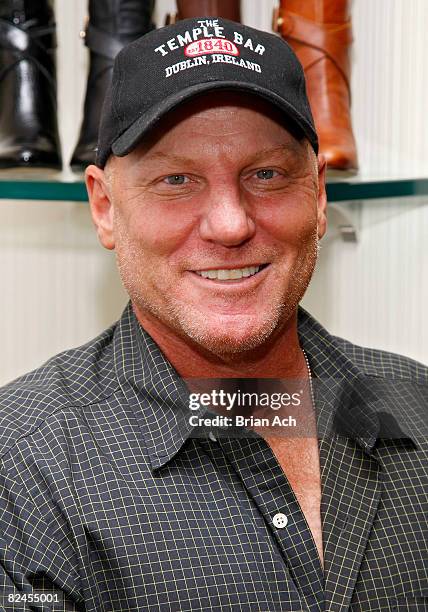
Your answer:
[192,264,269,281]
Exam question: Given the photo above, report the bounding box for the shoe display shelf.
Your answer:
[1,169,428,243]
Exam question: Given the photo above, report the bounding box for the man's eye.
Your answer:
[255,169,278,180]
[164,175,189,185]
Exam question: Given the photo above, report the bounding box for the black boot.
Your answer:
[0,0,61,169]
[71,0,155,170]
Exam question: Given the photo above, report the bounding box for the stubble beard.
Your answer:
[114,212,321,358]
[176,230,320,356]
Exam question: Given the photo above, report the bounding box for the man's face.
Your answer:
[87,92,327,356]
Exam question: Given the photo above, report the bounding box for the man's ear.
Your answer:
[316,154,328,240]
[85,164,115,250]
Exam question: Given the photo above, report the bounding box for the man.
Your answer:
[0,18,427,612]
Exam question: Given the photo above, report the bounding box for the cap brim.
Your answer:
[111,80,318,157]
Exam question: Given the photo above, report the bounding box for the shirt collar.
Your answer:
[296,307,420,453]
[113,300,419,471]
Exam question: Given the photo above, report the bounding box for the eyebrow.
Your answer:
[141,151,200,167]
[142,143,305,168]
[249,143,305,163]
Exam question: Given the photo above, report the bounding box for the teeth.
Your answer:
[195,266,261,280]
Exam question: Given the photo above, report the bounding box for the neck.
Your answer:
[131,302,308,380]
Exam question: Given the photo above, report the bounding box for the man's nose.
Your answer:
[198,185,256,246]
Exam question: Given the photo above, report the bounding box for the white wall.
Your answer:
[0,0,427,385]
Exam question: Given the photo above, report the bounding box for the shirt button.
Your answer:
[208,431,217,442]
[273,513,288,528]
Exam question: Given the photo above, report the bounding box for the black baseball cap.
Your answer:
[96,17,318,168]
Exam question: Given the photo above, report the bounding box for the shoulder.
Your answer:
[0,322,121,459]
[298,305,428,385]
[332,334,428,385]
[327,334,428,446]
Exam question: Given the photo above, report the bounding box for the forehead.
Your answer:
[126,90,308,161]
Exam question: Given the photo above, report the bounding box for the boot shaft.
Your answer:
[88,0,155,36]
[0,0,54,24]
[280,0,350,23]
[177,0,241,22]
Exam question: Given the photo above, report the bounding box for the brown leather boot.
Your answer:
[273,0,358,171]
[167,0,241,24]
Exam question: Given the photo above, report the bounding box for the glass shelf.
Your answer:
[0,169,428,203]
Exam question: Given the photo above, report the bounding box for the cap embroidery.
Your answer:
[154,20,265,59]
[162,20,264,79]
[185,38,239,58]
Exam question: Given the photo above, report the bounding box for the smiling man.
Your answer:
[92,93,323,360]
[1,18,427,612]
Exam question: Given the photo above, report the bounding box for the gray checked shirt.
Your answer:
[0,301,427,611]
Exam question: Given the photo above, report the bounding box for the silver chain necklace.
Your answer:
[302,348,315,408]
